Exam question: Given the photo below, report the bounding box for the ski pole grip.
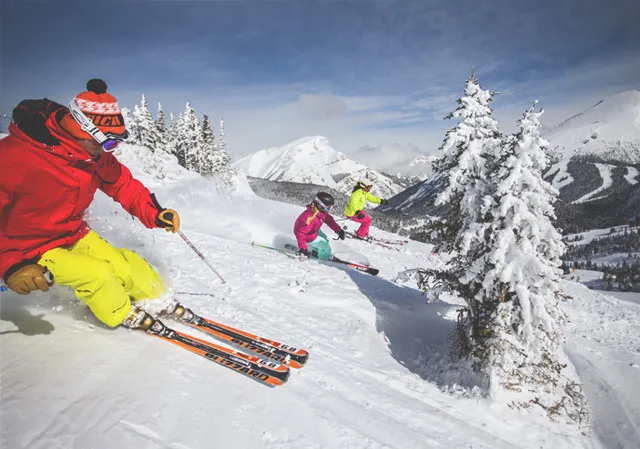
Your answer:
[43,268,54,286]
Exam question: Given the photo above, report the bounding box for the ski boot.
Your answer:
[121,306,155,331]
[164,302,198,324]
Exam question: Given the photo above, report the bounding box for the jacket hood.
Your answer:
[10,99,94,163]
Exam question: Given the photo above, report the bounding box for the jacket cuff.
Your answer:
[150,193,166,227]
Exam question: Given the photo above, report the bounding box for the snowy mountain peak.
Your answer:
[234,136,407,197]
[545,90,640,163]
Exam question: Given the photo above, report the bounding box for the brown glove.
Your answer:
[6,265,53,295]
[156,209,180,233]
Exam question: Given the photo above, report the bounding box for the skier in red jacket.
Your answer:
[0,79,179,329]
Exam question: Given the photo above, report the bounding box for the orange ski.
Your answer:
[171,305,310,369]
[143,318,289,386]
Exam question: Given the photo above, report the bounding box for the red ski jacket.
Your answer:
[0,99,162,280]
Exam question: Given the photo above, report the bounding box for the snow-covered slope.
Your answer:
[546,90,640,163]
[1,143,638,449]
[234,136,406,197]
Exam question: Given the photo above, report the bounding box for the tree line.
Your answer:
[122,95,236,191]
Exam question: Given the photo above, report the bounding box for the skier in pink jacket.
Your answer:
[293,192,345,259]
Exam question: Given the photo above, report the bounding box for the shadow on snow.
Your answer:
[342,267,487,392]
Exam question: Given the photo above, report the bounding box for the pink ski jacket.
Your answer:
[293,204,342,250]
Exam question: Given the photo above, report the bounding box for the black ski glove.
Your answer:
[337,229,346,240]
[156,209,180,233]
[355,211,365,219]
[380,199,389,205]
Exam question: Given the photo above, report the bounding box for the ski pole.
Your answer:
[178,231,227,284]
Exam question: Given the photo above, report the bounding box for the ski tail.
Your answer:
[142,317,290,386]
[171,305,309,369]
[255,242,379,276]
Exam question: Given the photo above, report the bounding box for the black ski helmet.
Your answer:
[313,192,335,212]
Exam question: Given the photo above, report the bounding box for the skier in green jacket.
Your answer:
[343,181,388,239]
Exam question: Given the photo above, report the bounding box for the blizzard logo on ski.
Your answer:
[209,356,270,381]
[230,338,287,362]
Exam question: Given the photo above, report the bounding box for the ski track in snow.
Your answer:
[1,144,636,449]
[546,158,575,190]
[624,166,639,185]
[573,163,615,204]
[562,282,640,449]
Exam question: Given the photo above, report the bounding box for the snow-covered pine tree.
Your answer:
[419,70,501,327]
[218,117,230,166]
[121,106,140,145]
[172,102,201,171]
[431,69,501,253]
[197,113,217,176]
[155,103,167,146]
[417,70,502,387]
[166,112,179,163]
[133,94,159,151]
[479,104,587,423]
[171,110,187,169]
[214,117,236,192]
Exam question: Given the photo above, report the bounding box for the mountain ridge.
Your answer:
[233,135,409,198]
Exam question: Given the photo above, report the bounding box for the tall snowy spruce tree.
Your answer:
[133,94,160,150]
[480,104,587,423]
[421,70,501,343]
[196,113,218,176]
[173,102,200,170]
[431,70,500,252]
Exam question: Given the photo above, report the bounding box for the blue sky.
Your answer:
[2,0,639,158]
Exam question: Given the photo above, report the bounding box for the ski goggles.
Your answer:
[314,198,333,213]
[68,100,123,152]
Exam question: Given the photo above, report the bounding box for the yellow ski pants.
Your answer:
[39,231,165,327]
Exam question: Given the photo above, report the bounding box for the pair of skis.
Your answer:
[341,231,407,251]
[252,242,379,276]
[342,227,409,246]
[137,304,309,387]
